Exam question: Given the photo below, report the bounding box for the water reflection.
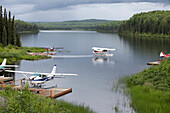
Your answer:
[119,36,170,60]
[93,57,115,65]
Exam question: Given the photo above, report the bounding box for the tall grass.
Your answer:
[130,86,170,113]
[0,86,95,113]
[127,58,170,113]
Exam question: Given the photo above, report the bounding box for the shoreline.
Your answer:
[126,58,170,113]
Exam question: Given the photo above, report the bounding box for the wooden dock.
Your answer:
[0,79,72,98]
[0,77,13,82]
[12,85,72,98]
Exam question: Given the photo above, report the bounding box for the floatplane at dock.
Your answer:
[2,65,77,98]
[6,65,77,87]
[0,58,19,71]
[147,52,170,65]
[0,58,19,82]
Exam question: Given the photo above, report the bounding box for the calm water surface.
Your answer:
[17,31,170,113]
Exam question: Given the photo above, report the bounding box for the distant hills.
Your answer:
[62,19,113,23]
[33,19,119,31]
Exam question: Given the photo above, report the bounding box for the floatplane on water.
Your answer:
[0,59,19,72]
[160,52,170,58]
[92,47,116,56]
[6,65,77,87]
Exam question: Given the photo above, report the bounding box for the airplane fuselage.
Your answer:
[29,75,54,86]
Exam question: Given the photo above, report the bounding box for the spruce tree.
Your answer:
[0,6,2,43]
[16,33,21,47]
[11,16,15,45]
[8,11,11,45]
[2,27,7,47]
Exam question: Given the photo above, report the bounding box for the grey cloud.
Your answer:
[1,0,169,11]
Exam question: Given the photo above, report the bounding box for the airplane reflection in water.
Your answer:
[92,57,115,65]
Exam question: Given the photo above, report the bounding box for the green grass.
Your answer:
[127,58,170,113]
[58,100,95,113]
[0,45,49,64]
[0,86,95,113]
[130,86,170,113]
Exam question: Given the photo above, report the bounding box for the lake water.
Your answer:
[17,31,170,113]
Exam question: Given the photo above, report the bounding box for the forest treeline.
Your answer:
[0,6,21,47]
[96,21,123,33]
[119,10,170,38]
[34,19,115,31]
[15,20,39,33]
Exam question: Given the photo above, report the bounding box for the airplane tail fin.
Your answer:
[51,65,57,74]
[160,52,165,57]
[1,59,6,66]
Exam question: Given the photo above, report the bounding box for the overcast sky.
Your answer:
[1,0,170,22]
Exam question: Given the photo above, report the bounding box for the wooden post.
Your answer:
[50,89,54,98]
[52,88,54,97]
[11,81,13,87]
[0,81,4,91]
[21,79,22,87]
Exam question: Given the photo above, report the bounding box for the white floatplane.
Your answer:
[0,59,19,71]
[92,47,116,56]
[6,65,77,87]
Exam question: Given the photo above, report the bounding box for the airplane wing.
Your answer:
[4,65,19,68]
[5,70,77,76]
[5,70,36,74]
[92,47,116,51]
[40,73,77,76]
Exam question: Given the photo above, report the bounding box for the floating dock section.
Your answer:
[0,77,13,82]
[0,79,72,98]
[147,61,160,65]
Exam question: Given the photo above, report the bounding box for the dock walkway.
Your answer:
[0,77,13,82]
[0,79,72,98]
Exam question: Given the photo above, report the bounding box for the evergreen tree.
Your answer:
[11,16,15,45]
[2,27,7,47]
[119,10,170,37]
[16,33,21,47]
[8,11,11,45]
[0,6,3,43]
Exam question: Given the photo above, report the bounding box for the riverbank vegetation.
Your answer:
[0,86,95,113]
[0,45,48,64]
[127,58,170,113]
[15,20,39,34]
[119,10,170,38]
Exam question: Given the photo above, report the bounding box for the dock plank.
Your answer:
[12,86,72,98]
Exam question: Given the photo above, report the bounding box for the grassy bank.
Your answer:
[0,45,49,64]
[0,86,95,113]
[127,58,170,113]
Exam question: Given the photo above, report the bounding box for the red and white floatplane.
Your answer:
[147,52,170,65]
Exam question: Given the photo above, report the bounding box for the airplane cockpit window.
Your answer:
[42,75,47,78]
